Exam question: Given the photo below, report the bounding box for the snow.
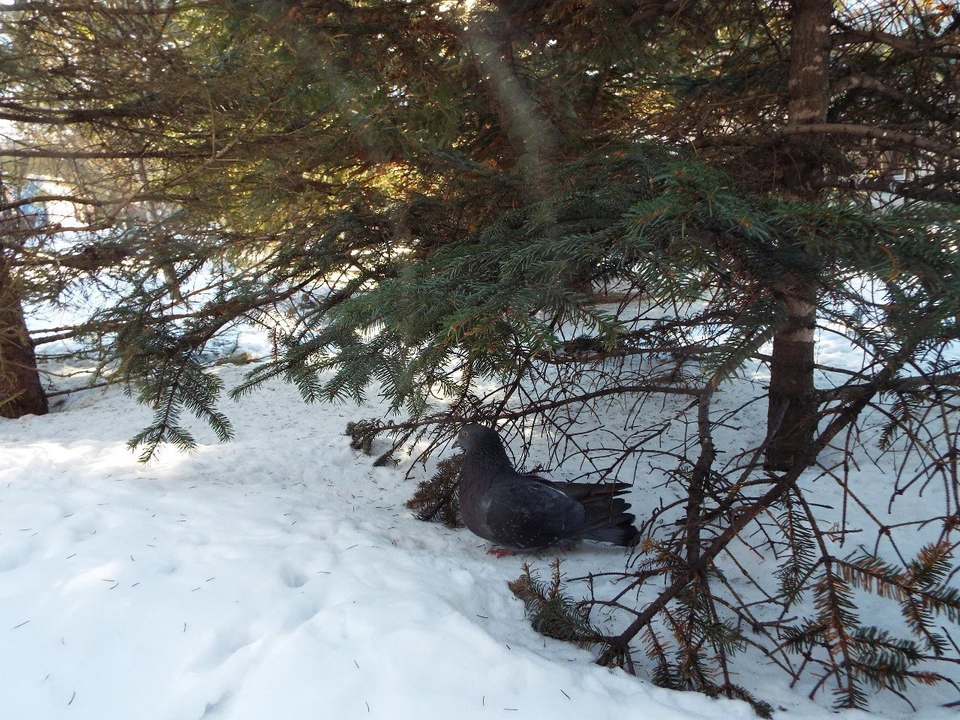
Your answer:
[1,358,957,719]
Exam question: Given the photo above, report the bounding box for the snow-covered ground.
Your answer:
[1,353,957,719]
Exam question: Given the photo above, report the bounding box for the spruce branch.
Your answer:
[508,558,606,649]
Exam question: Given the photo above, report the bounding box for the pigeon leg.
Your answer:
[487,547,516,558]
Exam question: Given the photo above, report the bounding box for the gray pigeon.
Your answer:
[453,423,638,551]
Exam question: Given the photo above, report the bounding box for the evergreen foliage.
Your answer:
[118,320,234,462]
[346,420,384,456]
[405,454,463,528]
[508,558,605,648]
[781,541,960,711]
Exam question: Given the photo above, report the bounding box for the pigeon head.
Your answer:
[453,423,503,452]
[453,424,516,469]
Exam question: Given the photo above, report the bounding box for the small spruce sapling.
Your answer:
[508,558,605,648]
[405,455,463,528]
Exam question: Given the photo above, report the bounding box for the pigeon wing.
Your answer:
[481,474,587,550]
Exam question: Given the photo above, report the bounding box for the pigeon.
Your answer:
[453,423,639,552]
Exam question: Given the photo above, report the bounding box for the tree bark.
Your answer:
[765,0,832,471]
[766,285,818,469]
[0,249,48,418]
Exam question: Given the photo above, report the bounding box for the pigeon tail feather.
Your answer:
[580,513,638,546]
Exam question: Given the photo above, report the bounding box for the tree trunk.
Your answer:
[764,0,832,471]
[0,250,48,418]
[766,284,818,469]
